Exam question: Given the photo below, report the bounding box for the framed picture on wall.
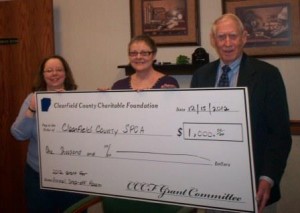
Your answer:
[130,0,200,46]
[222,0,300,57]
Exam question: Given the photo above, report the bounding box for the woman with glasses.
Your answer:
[102,35,181,213]
[111,34,179,90]
[11,55,87,213]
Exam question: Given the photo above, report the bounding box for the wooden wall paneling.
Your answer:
[0,0,54,212]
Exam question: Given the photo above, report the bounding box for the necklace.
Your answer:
[130,72,163,90]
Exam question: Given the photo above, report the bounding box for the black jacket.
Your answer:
[191,53,292,205]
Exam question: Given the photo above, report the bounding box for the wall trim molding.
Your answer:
[290,120,300,135]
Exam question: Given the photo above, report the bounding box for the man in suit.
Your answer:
[191,13,291,213]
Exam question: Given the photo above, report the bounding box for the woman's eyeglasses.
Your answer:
[44,67,64,74]
[128,51,153,57]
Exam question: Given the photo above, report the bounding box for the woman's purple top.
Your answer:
[111,75,179,89]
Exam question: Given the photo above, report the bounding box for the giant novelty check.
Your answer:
[36,88,257,212]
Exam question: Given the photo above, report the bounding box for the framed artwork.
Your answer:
[130,0,200,46]
[222,0,300,57]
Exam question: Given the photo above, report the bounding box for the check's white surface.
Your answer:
[37,88,257,212]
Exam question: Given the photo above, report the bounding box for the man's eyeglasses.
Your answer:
[44,67,64,74]
[128,51,153,57]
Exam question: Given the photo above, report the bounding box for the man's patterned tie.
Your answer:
[218,65,231,87]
